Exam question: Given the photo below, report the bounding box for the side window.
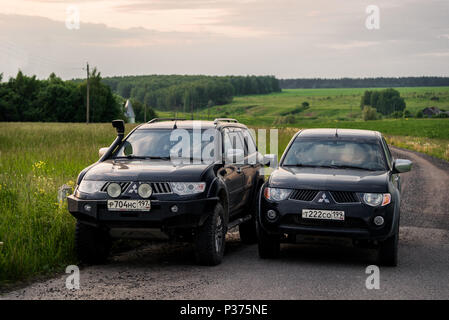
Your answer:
[223,129,232,153]
[241,128,257,156]
[228,129,245,153]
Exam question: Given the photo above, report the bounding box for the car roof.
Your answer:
[137,120,247,130]
[297,128,381,141]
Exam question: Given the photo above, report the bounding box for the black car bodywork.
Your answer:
[68,118,267,265]
[258,128,412,266]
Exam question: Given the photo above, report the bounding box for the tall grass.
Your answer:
[0,123,136,284]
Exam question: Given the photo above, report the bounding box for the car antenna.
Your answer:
[335,128,338,137]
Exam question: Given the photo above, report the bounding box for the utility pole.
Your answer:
[86,62,90,124]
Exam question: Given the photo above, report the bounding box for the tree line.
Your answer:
[102,75,281,112]
[360,88,406,120]
[0,70,122,122]
[280,77,449,89]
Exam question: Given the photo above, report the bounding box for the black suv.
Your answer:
[258,129,412,266]
[68,118,267,266]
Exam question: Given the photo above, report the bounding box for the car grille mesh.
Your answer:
[289,189,319,202]
[330,191,358,203]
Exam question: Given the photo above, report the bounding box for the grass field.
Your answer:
[1,86,449,285]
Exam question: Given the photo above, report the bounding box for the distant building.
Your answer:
[124,100,135,123]
[422,107,441,117]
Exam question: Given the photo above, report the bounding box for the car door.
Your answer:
[219,128,246,214]
[238,128,259,207]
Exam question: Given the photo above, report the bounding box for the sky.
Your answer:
[0,0,448,80]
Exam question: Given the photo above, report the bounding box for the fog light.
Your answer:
[374,216,385,226]
[266,209,277,221]
[138,183,152,198]
[84,204,92,212]
[107,182,121,198]
[171,205,178,213]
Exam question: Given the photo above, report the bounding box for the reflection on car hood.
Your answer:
[83,159,211,182]
[269,166,389,193]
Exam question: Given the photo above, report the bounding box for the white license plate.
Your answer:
[107,200,151,211]
[302,209,345,221]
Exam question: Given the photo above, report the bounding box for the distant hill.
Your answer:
[280,77,449,89]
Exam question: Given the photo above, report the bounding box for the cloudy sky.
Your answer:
[0,0,448,80]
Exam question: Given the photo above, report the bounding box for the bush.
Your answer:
[416,110,424,118]
[274,115,296,125]
[362,106,379,121]
[434,113,449,118]
[391,111,404,118]
[403,110,412,118]
[301,101,310,108]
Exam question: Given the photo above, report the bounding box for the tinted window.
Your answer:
[282,139,387,171]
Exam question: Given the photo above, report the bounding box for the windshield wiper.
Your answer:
[329,164,377,171]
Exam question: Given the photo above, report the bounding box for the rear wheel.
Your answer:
[75,221,111,264]
[194,203,226,266]
[378,222,399,267]
[257,220,280,259]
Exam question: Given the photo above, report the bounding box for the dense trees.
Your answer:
[102,75,281,112]
[360,88,406,116]
[0,70,122,122]
[280,77,449,89]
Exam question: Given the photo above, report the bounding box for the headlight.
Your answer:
[138,183,152,198]
[264,187,292,201]
[107,182,122,198]
[362,193,391,207]
[170,182,206,195]
[78,180,105,194]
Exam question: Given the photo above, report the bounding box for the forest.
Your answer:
[280,77,449,89]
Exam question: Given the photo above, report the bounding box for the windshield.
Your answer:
[114,129,216,161]
[282,139,387,171]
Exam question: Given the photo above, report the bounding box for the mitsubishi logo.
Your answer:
[317,192,330,204]
[128,184,138,194]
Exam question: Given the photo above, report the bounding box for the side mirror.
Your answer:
[99,147,109,158]
[393,159,412,173]
[225,149,244,163]
[263,154,277,167]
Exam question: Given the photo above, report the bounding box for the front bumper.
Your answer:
[68,195,219,230]
[259,195,398,241]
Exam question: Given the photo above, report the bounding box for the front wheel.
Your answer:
[194,203,226,266]
[257,220,280,259]
[378,222,399,267]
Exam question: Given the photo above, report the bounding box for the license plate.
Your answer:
[302,209,345,221]
[107,200,151,211]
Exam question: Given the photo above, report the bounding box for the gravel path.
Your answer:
[2,146,449,300]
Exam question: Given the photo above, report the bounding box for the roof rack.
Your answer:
[147,118,186,123]
[213,118,239,125]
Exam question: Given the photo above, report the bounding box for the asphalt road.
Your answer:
[2,147,449,300]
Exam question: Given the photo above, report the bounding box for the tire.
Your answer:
[378,222,399,267]
[75,221,111,264]
[257,220,280,259]
[194,203,226,266]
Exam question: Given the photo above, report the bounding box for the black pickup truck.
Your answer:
[258,128,412,266]
[68,118,270,266]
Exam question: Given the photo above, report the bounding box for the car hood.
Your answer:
[269,167,389,193]
[83,159,211,182]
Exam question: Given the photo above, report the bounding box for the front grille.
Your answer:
[101,182,172,194]
[101,182,131,192]
[150,182,172,194]
[289,189,319,202]
[331,191,359,203]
